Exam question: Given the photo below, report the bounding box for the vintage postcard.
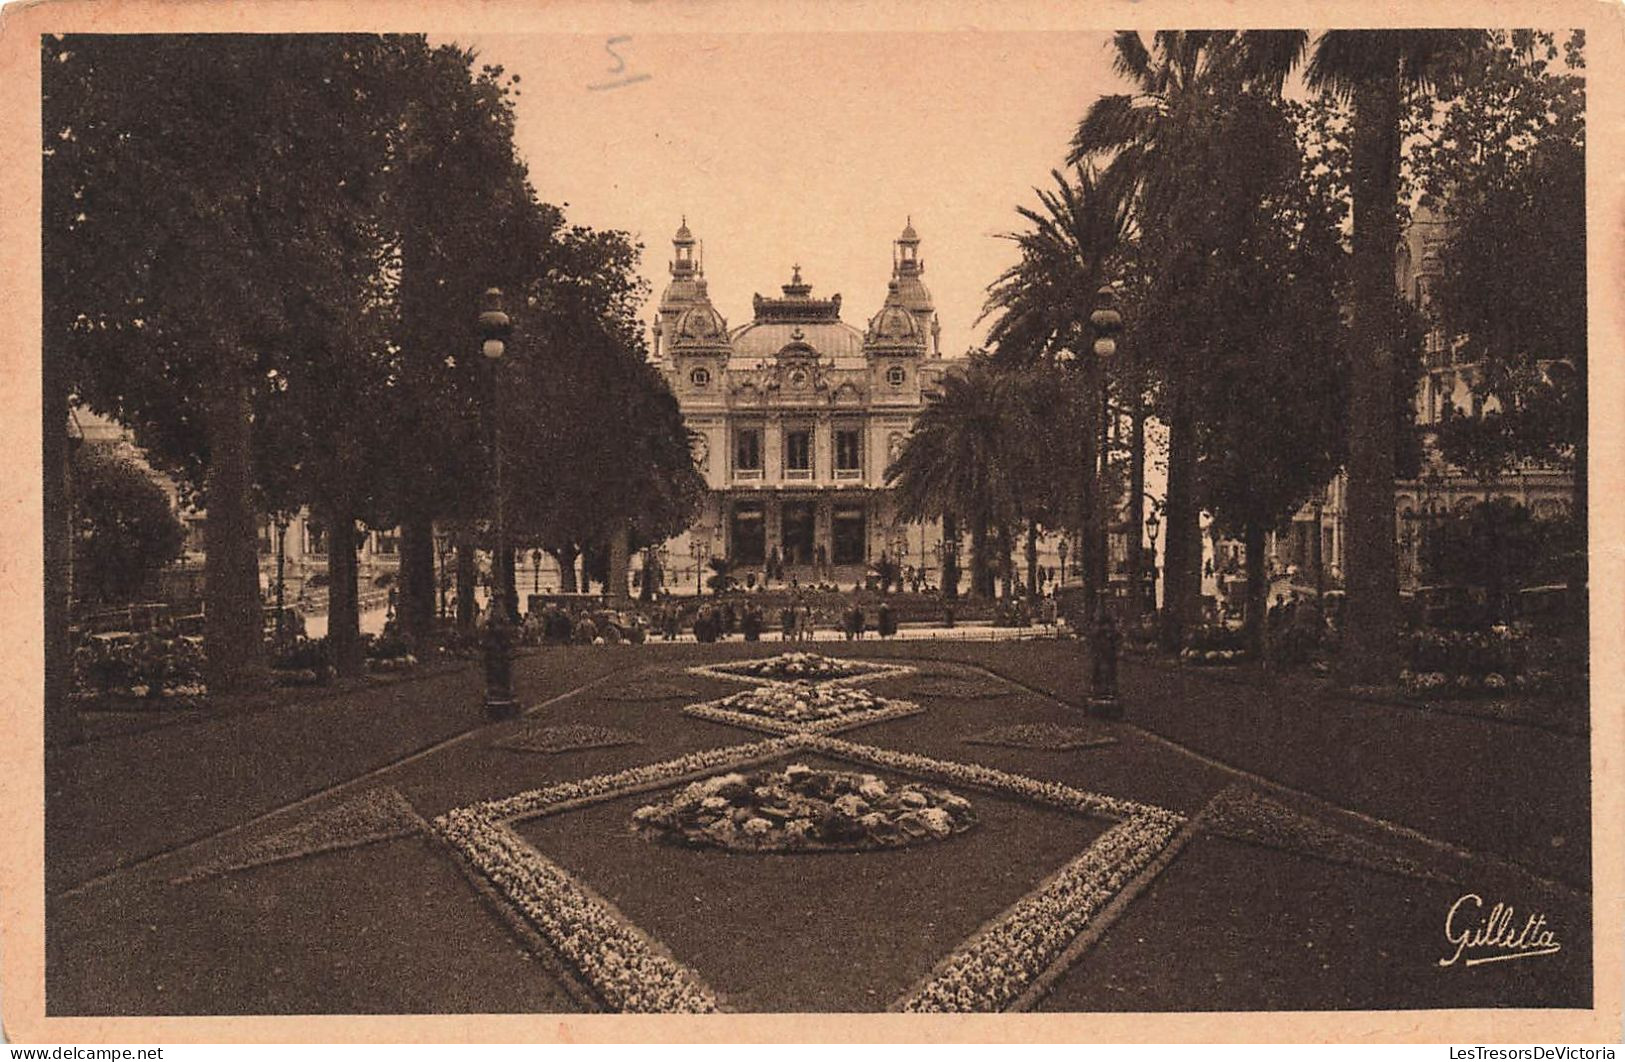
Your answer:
[0,0,1620,1045]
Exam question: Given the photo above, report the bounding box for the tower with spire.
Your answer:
[890,218,941,356]
[653,217,708,362]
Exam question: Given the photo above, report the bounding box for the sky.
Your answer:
[450,31,1124,355]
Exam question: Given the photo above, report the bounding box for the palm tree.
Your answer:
[981,165,1137,615]
[1235,30,1489,685]
[1068,31,1244,651]
[886,354,1021,600]
[983,165,1134,365]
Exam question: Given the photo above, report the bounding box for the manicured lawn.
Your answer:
[1035,836,1592,1012]
[518,752,1108,1012]
[45,640,1595,1015]
[49,836,578,1015]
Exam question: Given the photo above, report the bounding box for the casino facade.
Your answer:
[653,220,959,587]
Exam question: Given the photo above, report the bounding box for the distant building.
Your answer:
[69,407,400,612]
[653,219,958,588]
[1271,204,1577,599]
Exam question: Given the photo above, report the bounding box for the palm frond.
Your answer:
[1068,94,1152,165]
[1235,30,1309,93]
[1109,32,1154,88]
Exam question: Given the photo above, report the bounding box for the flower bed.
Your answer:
[910,677,1016,700]
[1179,647,1249,666]
[600,681,700,703]
[898,812,1185,1011]
[682,682,924,734]
[174,787,420,884]
[72,632,206,700]
[689,652,912,686]
[496,723,642,755]
[435,734,1187,1013]
[1399,626,1579,699]
[1179,625,1252,667]
[631,765,978,853]
[1200,784,1449,884]
[963,722,1116,751]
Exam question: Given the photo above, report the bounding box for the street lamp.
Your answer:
[479,288,518,718]
[274,513,290,638]
[689,533,708,597]
[1145,507,1161,615]
[1086,284,1123,714]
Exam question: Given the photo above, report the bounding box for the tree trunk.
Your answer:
[970,509,992,599]
[500,546,519,622]
[1338,71,1404,688]
[1161,383,1200,651]
[44,380,79,745]
[398,512,436,646]
[551,545,579,593]
[455,540,476,631]
[941,513,960,601]
[1242,520,1269,660]
[998,523,1015,602]
[1025,520,1039,596]
[608,524,632,605]
[202,370,268,694]
[640,547,657,602]
[1126,386,1147,628]
[326,508,364,678]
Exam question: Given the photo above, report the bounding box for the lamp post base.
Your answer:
[483,694,521,719]
[481,614,519,719]
[1085,694,1122,720]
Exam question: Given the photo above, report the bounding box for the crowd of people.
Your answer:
[493,591,920,647]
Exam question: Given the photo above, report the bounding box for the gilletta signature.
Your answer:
[1439,893,1561,967]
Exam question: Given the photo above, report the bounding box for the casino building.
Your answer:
[654,220,958,588]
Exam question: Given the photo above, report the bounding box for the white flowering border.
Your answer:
[435,738,798,1012]
[681,692,925,736]
[434,733,1186,1013]
[687,655,915,688]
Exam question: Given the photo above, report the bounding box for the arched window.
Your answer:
[690,367,711,387]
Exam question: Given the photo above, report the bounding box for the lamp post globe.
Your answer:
[479,287,519,719]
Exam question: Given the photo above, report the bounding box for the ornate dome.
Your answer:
[730,266,865,364]
[866,280,924,346]
[673,303,729,346]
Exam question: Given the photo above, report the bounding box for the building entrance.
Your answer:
[731,502,766,566]
[782,501,815,566]
[833,505,867,565]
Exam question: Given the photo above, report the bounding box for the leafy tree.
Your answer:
[1409,32,1585,542]
[1189,92,1352,654]
[1069,31,1252,650]
[44,34,419,692]
[70,445,186,604]
[1421,497,1580,622]
[503,227,705,602]
[1237,29,1491,685]
[380,40,547,644]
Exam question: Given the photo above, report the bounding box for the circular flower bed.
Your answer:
[721,652,875,682]
[631,765,978,852]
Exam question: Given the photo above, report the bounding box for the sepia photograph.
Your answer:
[2,0,1621,1045]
